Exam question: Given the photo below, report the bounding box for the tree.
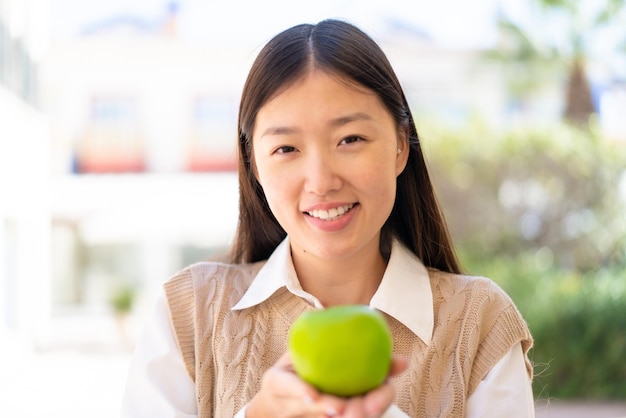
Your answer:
[487,0,626,126]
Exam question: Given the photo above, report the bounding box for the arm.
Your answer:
[465,342,535,418]
[121,293,198,418]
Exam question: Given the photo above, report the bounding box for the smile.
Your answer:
[306,204,355,221]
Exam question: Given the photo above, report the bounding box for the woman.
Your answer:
[122,19,534,418]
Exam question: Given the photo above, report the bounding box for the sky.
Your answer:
[50,0,502,49]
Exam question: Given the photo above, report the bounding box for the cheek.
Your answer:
[355,156,398,194]
[256,166,296,210]
[263,182,289,208]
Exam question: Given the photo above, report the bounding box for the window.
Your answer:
[186,95,237,171]
[75,96,145,173]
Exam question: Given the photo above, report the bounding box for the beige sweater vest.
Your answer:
[164,261,533,418]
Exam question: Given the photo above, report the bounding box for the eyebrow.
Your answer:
[329,111,374,127]
[260,112,375,138]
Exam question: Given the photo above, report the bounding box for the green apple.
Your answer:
[288,304,393,397]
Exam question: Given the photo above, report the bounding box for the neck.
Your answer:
[291,241,387,307]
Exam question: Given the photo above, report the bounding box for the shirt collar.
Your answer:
[370,239,433,345]
[231,238,324,310]
[231,237,433,345]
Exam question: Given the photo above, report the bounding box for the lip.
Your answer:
[303,202,359,232]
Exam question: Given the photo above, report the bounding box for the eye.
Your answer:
[273,145,297,154]
[339,135,364,145]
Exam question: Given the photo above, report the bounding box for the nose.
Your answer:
[303,151,342,196]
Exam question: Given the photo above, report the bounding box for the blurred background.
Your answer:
[0,0,625,416]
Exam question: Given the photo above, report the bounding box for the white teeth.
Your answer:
[307,204,354,221]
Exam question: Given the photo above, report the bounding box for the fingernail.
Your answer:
[303,396,314,404]
[325,408,338,417]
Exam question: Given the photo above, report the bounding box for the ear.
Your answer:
[395,127,410,176]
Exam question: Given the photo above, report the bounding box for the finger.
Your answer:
[272,352,348,417]
[341,396,366,418]
[313,393,350,417]
[275,351,295,371]
[362,382,395,418]
[388,355,409,377]
[304,396,343,418]
[255,371,322,417]
[269,358,343,415]
[265,364,317,400]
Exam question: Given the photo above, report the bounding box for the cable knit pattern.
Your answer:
[164,262,533,418]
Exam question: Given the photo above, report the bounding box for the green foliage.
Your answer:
[422,119,626,399]
[109,284,136,314]
[529,270,626,399]
[424,119,626,272]
[461,253,626,399]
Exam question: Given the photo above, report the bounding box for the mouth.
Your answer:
[305,203,356,221]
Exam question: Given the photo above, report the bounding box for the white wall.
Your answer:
[0,84,52,345]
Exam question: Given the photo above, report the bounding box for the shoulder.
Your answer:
[174,260,265,284]
[428,268,515,308]
[160,261,264,382]
[164,260,266,306]
[429,269,534,382]
[427,268,530,339]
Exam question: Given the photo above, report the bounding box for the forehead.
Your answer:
[273,69,373,99]
[256,70,385,122]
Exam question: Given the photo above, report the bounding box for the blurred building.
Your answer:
[0,0,51,345]
[376,22,510,128]
[43,3,246,175]
[40,4,242,328]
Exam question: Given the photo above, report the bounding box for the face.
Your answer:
[252,70,408,262]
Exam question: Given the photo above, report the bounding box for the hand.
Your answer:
[246,352,408,418]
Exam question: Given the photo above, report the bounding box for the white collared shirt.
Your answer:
[122,238,534,417]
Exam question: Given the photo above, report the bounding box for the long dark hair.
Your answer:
[230,19,461,274]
